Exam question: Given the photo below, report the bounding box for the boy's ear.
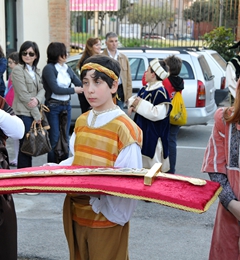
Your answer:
[111,80,118,94]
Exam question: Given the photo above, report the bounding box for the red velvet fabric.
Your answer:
[0,166,221,213]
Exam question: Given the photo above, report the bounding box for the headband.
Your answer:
[81,63,118,81]
[150,59,169,80]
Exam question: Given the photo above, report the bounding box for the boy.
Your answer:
[63,55,143,260]
[128,58,172,172]
[163,55,184,173]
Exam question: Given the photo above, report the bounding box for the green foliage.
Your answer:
[120,38,167,48]
[202,27,235,61]
[183,1,213,23]
[128,3,173,35]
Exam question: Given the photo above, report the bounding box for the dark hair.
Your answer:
[77,37,101,69]
[19,41,40,69]
[46,42,67,64]
[105,32,118,40]
[150,60,168,81]
[0,45,5,58]
[164,55,182,75]
[8,52,19,64]
[80,55,120,96]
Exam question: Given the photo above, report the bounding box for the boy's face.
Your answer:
[145,66,155,83]
[82,69,118,111]
[8,58,17,70]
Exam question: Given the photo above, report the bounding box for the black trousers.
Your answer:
[0,194,17,260]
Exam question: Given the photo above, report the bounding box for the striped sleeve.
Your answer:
[201,108,227,174]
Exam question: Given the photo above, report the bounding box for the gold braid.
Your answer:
[81,63,118,81]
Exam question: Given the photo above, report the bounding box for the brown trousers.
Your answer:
[73,221,130,260]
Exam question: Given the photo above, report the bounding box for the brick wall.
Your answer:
[48,0,70,52]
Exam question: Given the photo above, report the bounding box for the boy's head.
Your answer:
[164,55,182,76]
[80,54,120,98]
[148,59,169,81]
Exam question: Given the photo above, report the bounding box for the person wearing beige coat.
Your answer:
[102,32,132,109]
[11,41,45,169]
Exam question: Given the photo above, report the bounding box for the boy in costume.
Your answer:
[63,54,143,260]
[163,55,184,173]
[128,58,172,172]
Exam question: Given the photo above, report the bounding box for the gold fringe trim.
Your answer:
[203,186,222,212]
[1,184,222,214]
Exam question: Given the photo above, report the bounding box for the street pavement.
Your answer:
[6,138,217,260]
[6,99,230,260]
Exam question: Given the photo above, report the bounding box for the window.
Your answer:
[128,58,145,81]
[180,61,194,79]
[198,56,213,81]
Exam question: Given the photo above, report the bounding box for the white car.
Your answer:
[67,48,217,126]
[196,49,228,105]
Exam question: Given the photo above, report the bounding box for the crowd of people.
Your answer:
[1,35,240,259]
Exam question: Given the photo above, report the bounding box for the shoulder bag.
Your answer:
[21,121,52,157]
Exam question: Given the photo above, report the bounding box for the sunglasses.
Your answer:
[22,51,35,57]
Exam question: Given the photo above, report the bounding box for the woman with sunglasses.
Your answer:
[11,41,45,169]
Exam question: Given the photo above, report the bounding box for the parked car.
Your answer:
[67,48,217,126]
[165,34,176,40]
[143,34,166,40]
[178,34,195,41]
[196,49,228,105]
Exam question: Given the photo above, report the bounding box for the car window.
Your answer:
[68,60,80,77]
[128,58,145,81]
[198,55,213,81]
[211,53,226,71]
[179,61,194,79]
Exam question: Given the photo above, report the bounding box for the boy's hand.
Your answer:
[128,106,134,116]
[131,97,141,109]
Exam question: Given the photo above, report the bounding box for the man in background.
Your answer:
[102,32,132,109]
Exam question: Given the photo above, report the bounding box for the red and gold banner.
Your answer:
[0,166,221,214]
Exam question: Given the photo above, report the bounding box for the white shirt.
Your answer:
[26,64,36,81]
[52,63,71,101]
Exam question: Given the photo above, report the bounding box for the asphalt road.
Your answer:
[6,99,229,260]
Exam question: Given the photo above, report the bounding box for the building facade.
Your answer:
[1,0,70,70]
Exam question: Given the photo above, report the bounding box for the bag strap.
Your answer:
[40,104,50,113]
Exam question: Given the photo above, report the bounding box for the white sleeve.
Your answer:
[135,99,169,121]
[226,64,237,98]
[90,143,142,226]
[0,110,24,139]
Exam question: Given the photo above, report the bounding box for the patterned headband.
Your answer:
[81,63,118,80]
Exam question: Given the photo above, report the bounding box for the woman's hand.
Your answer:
[228,200,240,220]
[28,97,38,108]
[74,87,84,94]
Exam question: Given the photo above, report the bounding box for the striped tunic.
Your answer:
[73,112,142,167]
